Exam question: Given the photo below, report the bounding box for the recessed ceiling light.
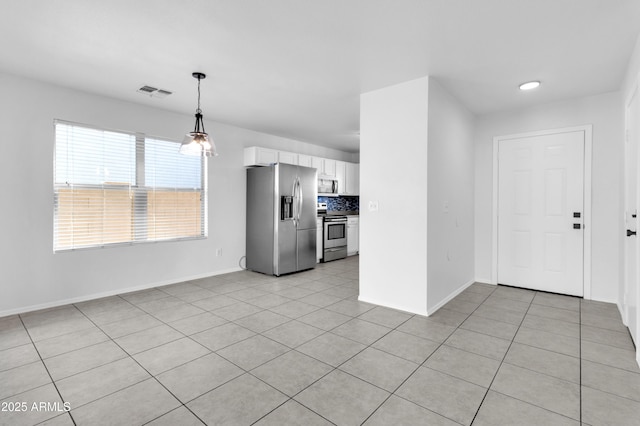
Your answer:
[519,81,541,91]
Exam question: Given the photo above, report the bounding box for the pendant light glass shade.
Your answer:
[180,72,218,157]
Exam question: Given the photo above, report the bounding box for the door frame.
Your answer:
[624,75,640,347]
[491,125,593,299]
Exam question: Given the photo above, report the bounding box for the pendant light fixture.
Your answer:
[180,72,218,157]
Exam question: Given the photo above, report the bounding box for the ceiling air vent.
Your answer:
[137,85,158,94]
[153,89,172,99]
[136,85,173,98]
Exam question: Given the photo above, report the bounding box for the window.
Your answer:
[54,121,206,251]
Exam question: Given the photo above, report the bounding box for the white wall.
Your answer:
[474,91,624,302]
[622,34,640,100]
[359,77,429,315]
[426,78,475,312]
[0,72,353,316]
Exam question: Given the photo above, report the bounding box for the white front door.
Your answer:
[498,131,585,296]
[625,86,639,346]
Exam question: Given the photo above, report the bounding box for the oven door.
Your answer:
[324,219,347,249]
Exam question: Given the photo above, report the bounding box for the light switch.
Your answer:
[443,201,449,213]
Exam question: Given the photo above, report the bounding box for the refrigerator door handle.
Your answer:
[291,179,298,227]
[297,176,303,225]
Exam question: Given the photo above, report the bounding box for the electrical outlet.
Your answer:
[368,200,379,212]
[216,248,222,257]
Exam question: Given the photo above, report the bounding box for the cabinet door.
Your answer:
[244,147,278,166]
[316,219,323,262]
[311,157,323,173]
[278,151,298,165]
[347,224,357,255]
[323,159,336,177]
[353,224,359,254]
[346,163,360,195]
[335,161,346,194]
[298,154,312,168]
[256,148,278,165]
[347,217,359,255]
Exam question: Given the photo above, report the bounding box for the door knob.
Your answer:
[627,229,637,237]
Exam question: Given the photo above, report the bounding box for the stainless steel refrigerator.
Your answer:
[246,163,317,276]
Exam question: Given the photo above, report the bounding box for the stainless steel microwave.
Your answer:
[318,178,339,194]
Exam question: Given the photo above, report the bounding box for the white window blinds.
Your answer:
[144,137,206,242]
[54,121,206,251]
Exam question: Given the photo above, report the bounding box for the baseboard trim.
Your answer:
[0,267,242,318]
[357,296,429,317]
[618,302,628,326]
[474,278,496,285]
[426,279,475,315]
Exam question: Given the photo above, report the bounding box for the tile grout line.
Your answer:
[246,308,405,425]
[284,313,415,426]
[465,294,583,422]
[16,314,77,426]
[72,304,211,426]
[14,264,625,425]
[579,299,583,425]
[153,269,359,424]
[230,269,363,425]
[469,287,536,425]
[359,290,496,426]
[234,302,414,425]
[3,262,359,425]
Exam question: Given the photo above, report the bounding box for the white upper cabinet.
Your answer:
[345,163,360,195]
[244,147,359,195]
[298,154,312,168]
[322,159,336,177]
[311,156,337,177]
[311,156,323,172]
[335,161,346,194]
[278,151,298,165]
[243,147,278,166]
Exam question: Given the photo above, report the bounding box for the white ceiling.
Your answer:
[1,1,639,153]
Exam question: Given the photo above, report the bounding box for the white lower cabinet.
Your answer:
[316,218,323,263]
[347,216,359,256]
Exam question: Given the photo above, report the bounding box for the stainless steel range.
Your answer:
[322,215,348,262]
[317,203,347,262]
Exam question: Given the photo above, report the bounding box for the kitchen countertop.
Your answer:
[318,211,359,217]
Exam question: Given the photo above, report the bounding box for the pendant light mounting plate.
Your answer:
[192,72,206,80]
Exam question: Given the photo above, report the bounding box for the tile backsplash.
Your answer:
[318,196,359,212]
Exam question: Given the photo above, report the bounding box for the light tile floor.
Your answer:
[1,256,639,425]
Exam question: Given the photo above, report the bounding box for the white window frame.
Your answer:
[53,120,207,252]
